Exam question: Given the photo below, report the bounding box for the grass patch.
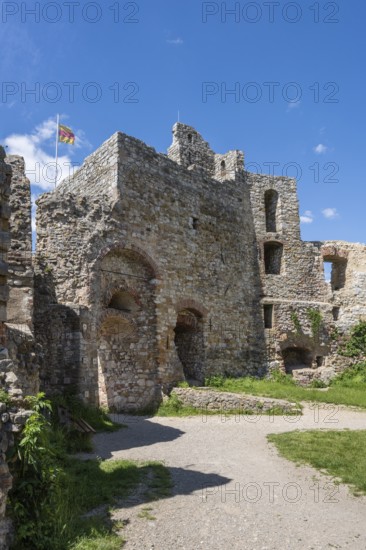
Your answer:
[51,394,122,433]
[50,394,124,454]
[11,457,172,550]
[155,394,208,417]
[268,430,366,495]
[204,375,366,409]
[138,507,156,521]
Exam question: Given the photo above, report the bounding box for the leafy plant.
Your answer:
[269,367,296,386]
[307,308,323,340]
[332,362,366,386]
[205,375,225,388]
[0,388,11,406]
[290,312,302,335]
[339,321,366,358]
[330,326,340,341]
[9,393,61,549]
[177,380,190,388]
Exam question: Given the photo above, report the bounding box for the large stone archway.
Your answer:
[96,247,159,412]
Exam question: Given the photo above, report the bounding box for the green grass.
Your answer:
[268,430,366,495]
[51,395,122,433]
[12,456,172,550]
[138,507,156,521]
[204,376,366,409]
[50,395,124,453]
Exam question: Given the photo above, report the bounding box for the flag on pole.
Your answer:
[59,124,75,145]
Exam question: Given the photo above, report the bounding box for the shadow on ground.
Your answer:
[92,415,185,455]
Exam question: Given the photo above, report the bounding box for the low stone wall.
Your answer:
[171,387,300,414]
[0,404,32,549]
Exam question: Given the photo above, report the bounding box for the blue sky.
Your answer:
[0,0,364,243]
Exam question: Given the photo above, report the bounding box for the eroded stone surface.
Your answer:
[171,387,300,414]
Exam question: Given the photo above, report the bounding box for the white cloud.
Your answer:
[300,210,314,224]
[2,118,87,191]
[287,100,301,111]
[322,208,339,219]
[166,37,183,45]
[314,143,328,154]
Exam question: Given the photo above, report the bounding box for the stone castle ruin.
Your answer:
[1,123,366,415]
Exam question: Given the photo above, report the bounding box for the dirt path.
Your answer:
[92,405,366,550]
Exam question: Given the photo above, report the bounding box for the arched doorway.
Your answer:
[174,309,205,384]
[96,247,158,411]
[283,347,312,374]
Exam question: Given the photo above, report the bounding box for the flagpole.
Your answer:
[54,114,60,189]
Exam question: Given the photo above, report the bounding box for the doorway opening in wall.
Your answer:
[174,309,204,384]
[264,242,283,275]
[282,347,312,374]
[323,257,347,291]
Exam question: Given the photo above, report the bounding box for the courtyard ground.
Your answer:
[89,405,366,550]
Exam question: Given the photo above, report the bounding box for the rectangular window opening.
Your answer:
[264,304,274,329]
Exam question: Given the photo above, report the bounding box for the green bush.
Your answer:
[332,362,366,386]
[205,375,225,387]
[269,367,296,386]
[339,321,366,358]
[9,393,62,549]
[8,393,151,549]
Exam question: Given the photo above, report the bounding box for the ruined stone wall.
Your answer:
[6,156,33,327]
[4,156,39,400]
[318,241,366,332]
[0,150,10,330]
[34,124,366,400]
[247,171,335,373]
[35,125,266,410]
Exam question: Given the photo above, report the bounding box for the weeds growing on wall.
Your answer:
[339,321,366,358]
[290,312,302,335]
[307,308,323,341]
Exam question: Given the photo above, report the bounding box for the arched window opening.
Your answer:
[265,189,279,232]
[187,133,192,143]
[264,242,283,275]
[108,291,139,313]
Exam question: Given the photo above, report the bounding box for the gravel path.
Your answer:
[91,404,366,550]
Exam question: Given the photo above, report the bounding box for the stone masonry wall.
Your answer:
[247,170,336,374]
[6,156,33,326]
[35,124,266,410]
[34,123,366,404]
